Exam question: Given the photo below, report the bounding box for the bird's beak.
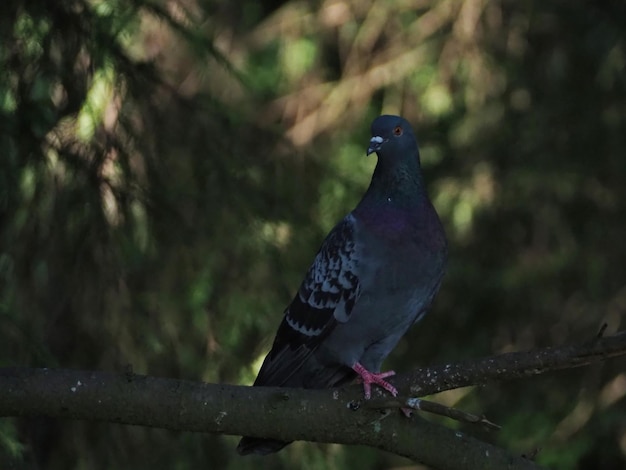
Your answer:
[367,136,386,156]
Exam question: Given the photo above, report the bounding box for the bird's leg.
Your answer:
[352,363,413,417]
[352,362,397,399]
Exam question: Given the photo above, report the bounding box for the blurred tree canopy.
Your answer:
[1,0,625,468]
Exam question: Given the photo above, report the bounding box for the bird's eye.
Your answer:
[393,126,403,136]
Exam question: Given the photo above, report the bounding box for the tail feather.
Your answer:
[236,437,290,456]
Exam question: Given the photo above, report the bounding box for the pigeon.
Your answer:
[237,115,448,455]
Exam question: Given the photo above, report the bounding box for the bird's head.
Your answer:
[366,115,419,163]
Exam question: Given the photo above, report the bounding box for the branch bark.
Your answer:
[396,329,626,395]
[1,331,624,470]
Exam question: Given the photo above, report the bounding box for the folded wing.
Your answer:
[253,214,361,387]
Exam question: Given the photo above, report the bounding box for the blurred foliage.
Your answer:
[1,0,626,469]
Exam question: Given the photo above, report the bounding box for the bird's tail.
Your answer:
[236,437,291,456]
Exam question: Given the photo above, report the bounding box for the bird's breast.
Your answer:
[355,201,445,250]
[353,203,447,291]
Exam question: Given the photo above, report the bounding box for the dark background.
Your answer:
[1,0,625,468]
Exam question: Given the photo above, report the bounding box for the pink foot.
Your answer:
[352,362,398,399]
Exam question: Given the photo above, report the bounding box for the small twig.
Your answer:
[597,323,608,338]
[363,396,501,431]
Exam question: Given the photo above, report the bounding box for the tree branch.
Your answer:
[1,331,624,470]
[394,329,626,396]
[363,396,502,431]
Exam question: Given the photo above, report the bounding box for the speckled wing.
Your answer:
[253,214,361,387]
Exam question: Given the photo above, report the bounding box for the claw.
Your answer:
[352,362,398,399]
